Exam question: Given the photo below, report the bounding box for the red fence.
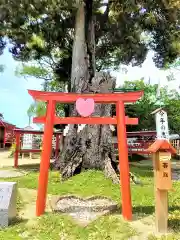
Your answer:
[113,131,157,155]
[14,128,180,162]
[127,131,156,155]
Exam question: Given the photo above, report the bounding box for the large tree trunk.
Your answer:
[57,0,119,183]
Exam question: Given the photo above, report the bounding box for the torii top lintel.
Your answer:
[28,90,143,103]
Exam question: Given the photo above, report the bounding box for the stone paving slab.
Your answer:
[0,170,26,178]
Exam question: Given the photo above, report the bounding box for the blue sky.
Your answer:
[0,48,43,128]
[0,48,179,129]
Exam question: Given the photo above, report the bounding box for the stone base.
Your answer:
[0,182,17,228]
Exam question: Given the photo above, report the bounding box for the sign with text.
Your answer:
[22,133,33,149]
[156,152,172,190]
[155,109,169,140]
[0,182,17,228]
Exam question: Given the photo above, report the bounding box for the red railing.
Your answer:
[113,131,157,155]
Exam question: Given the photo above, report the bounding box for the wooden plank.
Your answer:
[127,131,156,137]
[155,189,168,233]
[128,150,151,154]
[153,152,168,233]
[20,149,41,153]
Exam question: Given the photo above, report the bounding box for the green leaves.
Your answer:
[121,80,180,133]
[27,101,46,118]
[1,0,180,73]
[16,64,50,80]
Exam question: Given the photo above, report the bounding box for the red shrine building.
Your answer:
[0,119,16,148]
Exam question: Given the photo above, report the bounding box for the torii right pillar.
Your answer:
[116,101,132,220]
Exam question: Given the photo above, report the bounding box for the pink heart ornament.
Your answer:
[76,98,95,117]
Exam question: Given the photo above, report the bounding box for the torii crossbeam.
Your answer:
[28,90,143,221]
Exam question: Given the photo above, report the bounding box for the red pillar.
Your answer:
[116,101,132,220]
[36,100,55,216]
[14,132,20,168]
[55,134,60,159]
[3,128,6,148]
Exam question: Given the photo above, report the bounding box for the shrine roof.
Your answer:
[0,119,16,128]
[23,126,34,130]
[14,128,62,134]
[151,108,168,115]
[147,139,176,154]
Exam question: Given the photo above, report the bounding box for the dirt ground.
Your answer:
[0,150,41,168]
[18,188,53,220]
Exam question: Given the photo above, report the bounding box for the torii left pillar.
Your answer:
[36,100,55,216]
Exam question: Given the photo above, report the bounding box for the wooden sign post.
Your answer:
[148,140,176,233]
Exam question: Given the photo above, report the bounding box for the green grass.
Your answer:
[0,163,180,239]
[0,214,138,240]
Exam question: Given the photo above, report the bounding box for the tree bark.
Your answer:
[56,0,119,183]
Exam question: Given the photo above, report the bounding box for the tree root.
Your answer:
[104,158,119,184]
[61,157,83,181]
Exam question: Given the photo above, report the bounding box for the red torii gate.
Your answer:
[28,89,143,221]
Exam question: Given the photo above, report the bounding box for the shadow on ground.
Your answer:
[134,204,180,214]
[168,218,180,231]
[133,205,180,231]
[133,205,154,215]
[16,164,40,172]
[9,217,28,226]
[130,166,153,178]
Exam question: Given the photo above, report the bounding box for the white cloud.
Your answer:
[113,51,180,92]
